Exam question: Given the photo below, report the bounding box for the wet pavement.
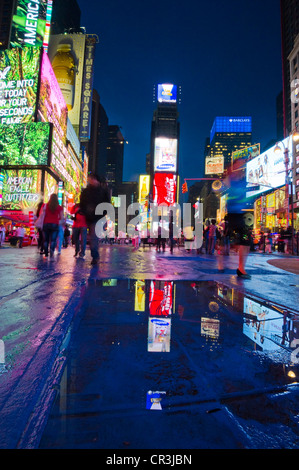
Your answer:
[0,243,299,450]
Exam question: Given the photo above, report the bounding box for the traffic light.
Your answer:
[182,182,188,193]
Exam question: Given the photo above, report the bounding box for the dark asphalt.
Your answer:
[0,243,299,450]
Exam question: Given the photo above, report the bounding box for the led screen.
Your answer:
[0,46,41,125]
[147,318,171,353]
[157,83,177,103]
[149,281,173,316]
[0,168,41,211]
[246,137,292,197]
[153,173,177,206]
[210,116,252,143]
[38,50,68,139]
[10,0,53,49]
[0,122,51,166]
[232,143,260,164]
[139,175,150,204]
[154,138,177,172]
[243,297,284,350]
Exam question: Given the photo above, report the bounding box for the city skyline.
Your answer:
[77,0,283,182]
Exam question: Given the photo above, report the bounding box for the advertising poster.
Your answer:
[153,173,177,206]
[134,280,145,312]
[139,175,150,204]
[205,156,224,175]
[0,168,41,211]
[50,128,81,195]
[154,138,177,172]
[38,50,68,141]
[0,46,41,125]
[79,36,97,141]
[243,297,285,350]
[246,138,292,197]
[275,188,285,211]
[201,318,220,338]
[149,281,173,316]
[232,144,260,165]
[10,0,53,49]
[146,391,167,410]
[0,122,51,166]
[147,317,171,353]
[44,171,57,202]
[157,83,177,103]
[48,34,86,129]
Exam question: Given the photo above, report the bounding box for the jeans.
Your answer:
[89,224,99,260]
[73,226,87,256]
[43,223,59,256]
[57,225,64,253]
[208,236,216,254]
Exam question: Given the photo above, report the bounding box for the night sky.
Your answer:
[77,0,282,183]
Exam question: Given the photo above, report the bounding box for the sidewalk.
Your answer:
[0,244,298,448]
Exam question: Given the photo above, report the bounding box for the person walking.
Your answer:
[207,219,217,254]
[71,203,88,258]
[36,199,44,254]
[43,193,63,258]
[0,224,6,247]
[16,225,25,248]
[80,173,110,266]
[222,215,230,255]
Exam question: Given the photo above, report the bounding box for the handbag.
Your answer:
[35,204,46,229]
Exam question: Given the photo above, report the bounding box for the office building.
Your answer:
[209,116,252,172]
[0,0,14,51]
[105,125,126,195]
[51,0,81,35]
[280,0,299,137]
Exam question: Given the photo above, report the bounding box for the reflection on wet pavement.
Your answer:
[39,279,299,449]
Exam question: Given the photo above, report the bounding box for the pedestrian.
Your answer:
[71,203,88,258]
[208,219,217,254]
[36,199,44,254]
[43,193,63,258]
[0,224,5,247]
[222,215,230,255]
[265,231,273,253]
[16,225,25,248]
[203,220,210,253]
[63,226,70,247]
[80,173,110,266]
[169,214,174,254]
[156,220,165,252]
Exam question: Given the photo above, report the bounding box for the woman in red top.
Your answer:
[70,203,88,258]
[43,193,63,257]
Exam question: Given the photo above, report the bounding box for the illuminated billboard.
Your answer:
[48,34,86,129]
[205,156,224,175]
[79,36,97,141]
[153,173,176,206]
[50,128,82,195]
[232,143,260,164]
[149,281,173,316]
[0,46,41,125]
[147,317,171,352]
[0,168,42,211]
[154,138,177,172]
[246,137,292,197]
[210,116,252,143]
[139,175,150,204]
[201,318,220,338]
[157,83,177,103]
[0,122,51,166]
[134,280,145,312]
[38,50,68,140]
[243,297,285,350]
[10,0,53,50]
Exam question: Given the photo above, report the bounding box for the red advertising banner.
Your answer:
[149,281,173,316]
[153,173,177,206]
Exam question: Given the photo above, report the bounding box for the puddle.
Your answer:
[39,279,299,449]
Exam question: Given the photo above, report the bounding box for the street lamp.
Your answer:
[274,130,299,254]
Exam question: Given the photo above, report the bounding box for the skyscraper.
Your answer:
[149,83,180,206]
[0,0,15,51]
[280,0,299,137]
[105,125,126,195]
[209,116,252,172]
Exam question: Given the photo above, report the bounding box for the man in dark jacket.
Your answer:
[80,173,110,265]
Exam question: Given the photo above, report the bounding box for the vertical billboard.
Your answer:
[154,138,177,172]
[134,280,145,312]
[139,175,150,204]
[153,173,176,206]
[79,35,97,141]
[38,50,68,140]
[147,317,171,352]
[10,0,53,50]
[149,281,173,316]
[48,34,86,129]
[205,156,224,175]
[0,46,41,125]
